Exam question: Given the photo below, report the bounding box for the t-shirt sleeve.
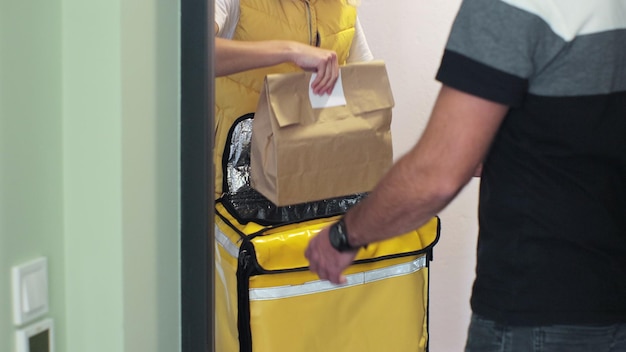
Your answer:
[348,17,374,63]
[215,0,238,38]
[435,0,535,107]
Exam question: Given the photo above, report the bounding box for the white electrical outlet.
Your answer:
[12,257,49,326]
[15,318,54,352]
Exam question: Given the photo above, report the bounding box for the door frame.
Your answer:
[181,0,214,351]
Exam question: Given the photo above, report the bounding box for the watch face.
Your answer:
[329,220,351,251]
[329,223,343,250]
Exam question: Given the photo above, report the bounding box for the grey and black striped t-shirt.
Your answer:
[436,0,626,325]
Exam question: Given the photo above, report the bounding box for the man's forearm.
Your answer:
[344,146,461,248]
[343,85,508,247]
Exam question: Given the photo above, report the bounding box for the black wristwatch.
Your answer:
[329,218,359,252]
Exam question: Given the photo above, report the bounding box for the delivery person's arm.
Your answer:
[215,23,339,95]
[305,85,509,284]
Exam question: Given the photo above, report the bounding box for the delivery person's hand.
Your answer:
[289,43,339,96]
[305,226,358,285]
[215,32,339,95]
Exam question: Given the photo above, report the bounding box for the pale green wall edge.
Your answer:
[1,0,181,351]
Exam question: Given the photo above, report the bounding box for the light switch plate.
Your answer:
[12,257,49,326]
[15,318,54,352]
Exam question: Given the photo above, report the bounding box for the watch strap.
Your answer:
[329,218,359,252]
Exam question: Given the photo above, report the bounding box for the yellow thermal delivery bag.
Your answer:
[215,61,439,351]
[215,201,440,352]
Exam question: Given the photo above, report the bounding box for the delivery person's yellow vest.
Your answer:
[214,0,357,198]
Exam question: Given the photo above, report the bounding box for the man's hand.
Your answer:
[305,226,358,284]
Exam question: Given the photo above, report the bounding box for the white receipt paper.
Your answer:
[309,72,347,109]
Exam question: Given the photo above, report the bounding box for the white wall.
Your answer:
[0,1,65,350]
[358,1,477,351]
[62,0,180,350]
[1,1,180,351]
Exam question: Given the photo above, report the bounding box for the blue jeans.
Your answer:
[465,313,626,352]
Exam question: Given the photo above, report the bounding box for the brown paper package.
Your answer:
[250,60,395,206]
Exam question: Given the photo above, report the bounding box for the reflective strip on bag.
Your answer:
[249,255,426,301]
[215,225,241,259]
